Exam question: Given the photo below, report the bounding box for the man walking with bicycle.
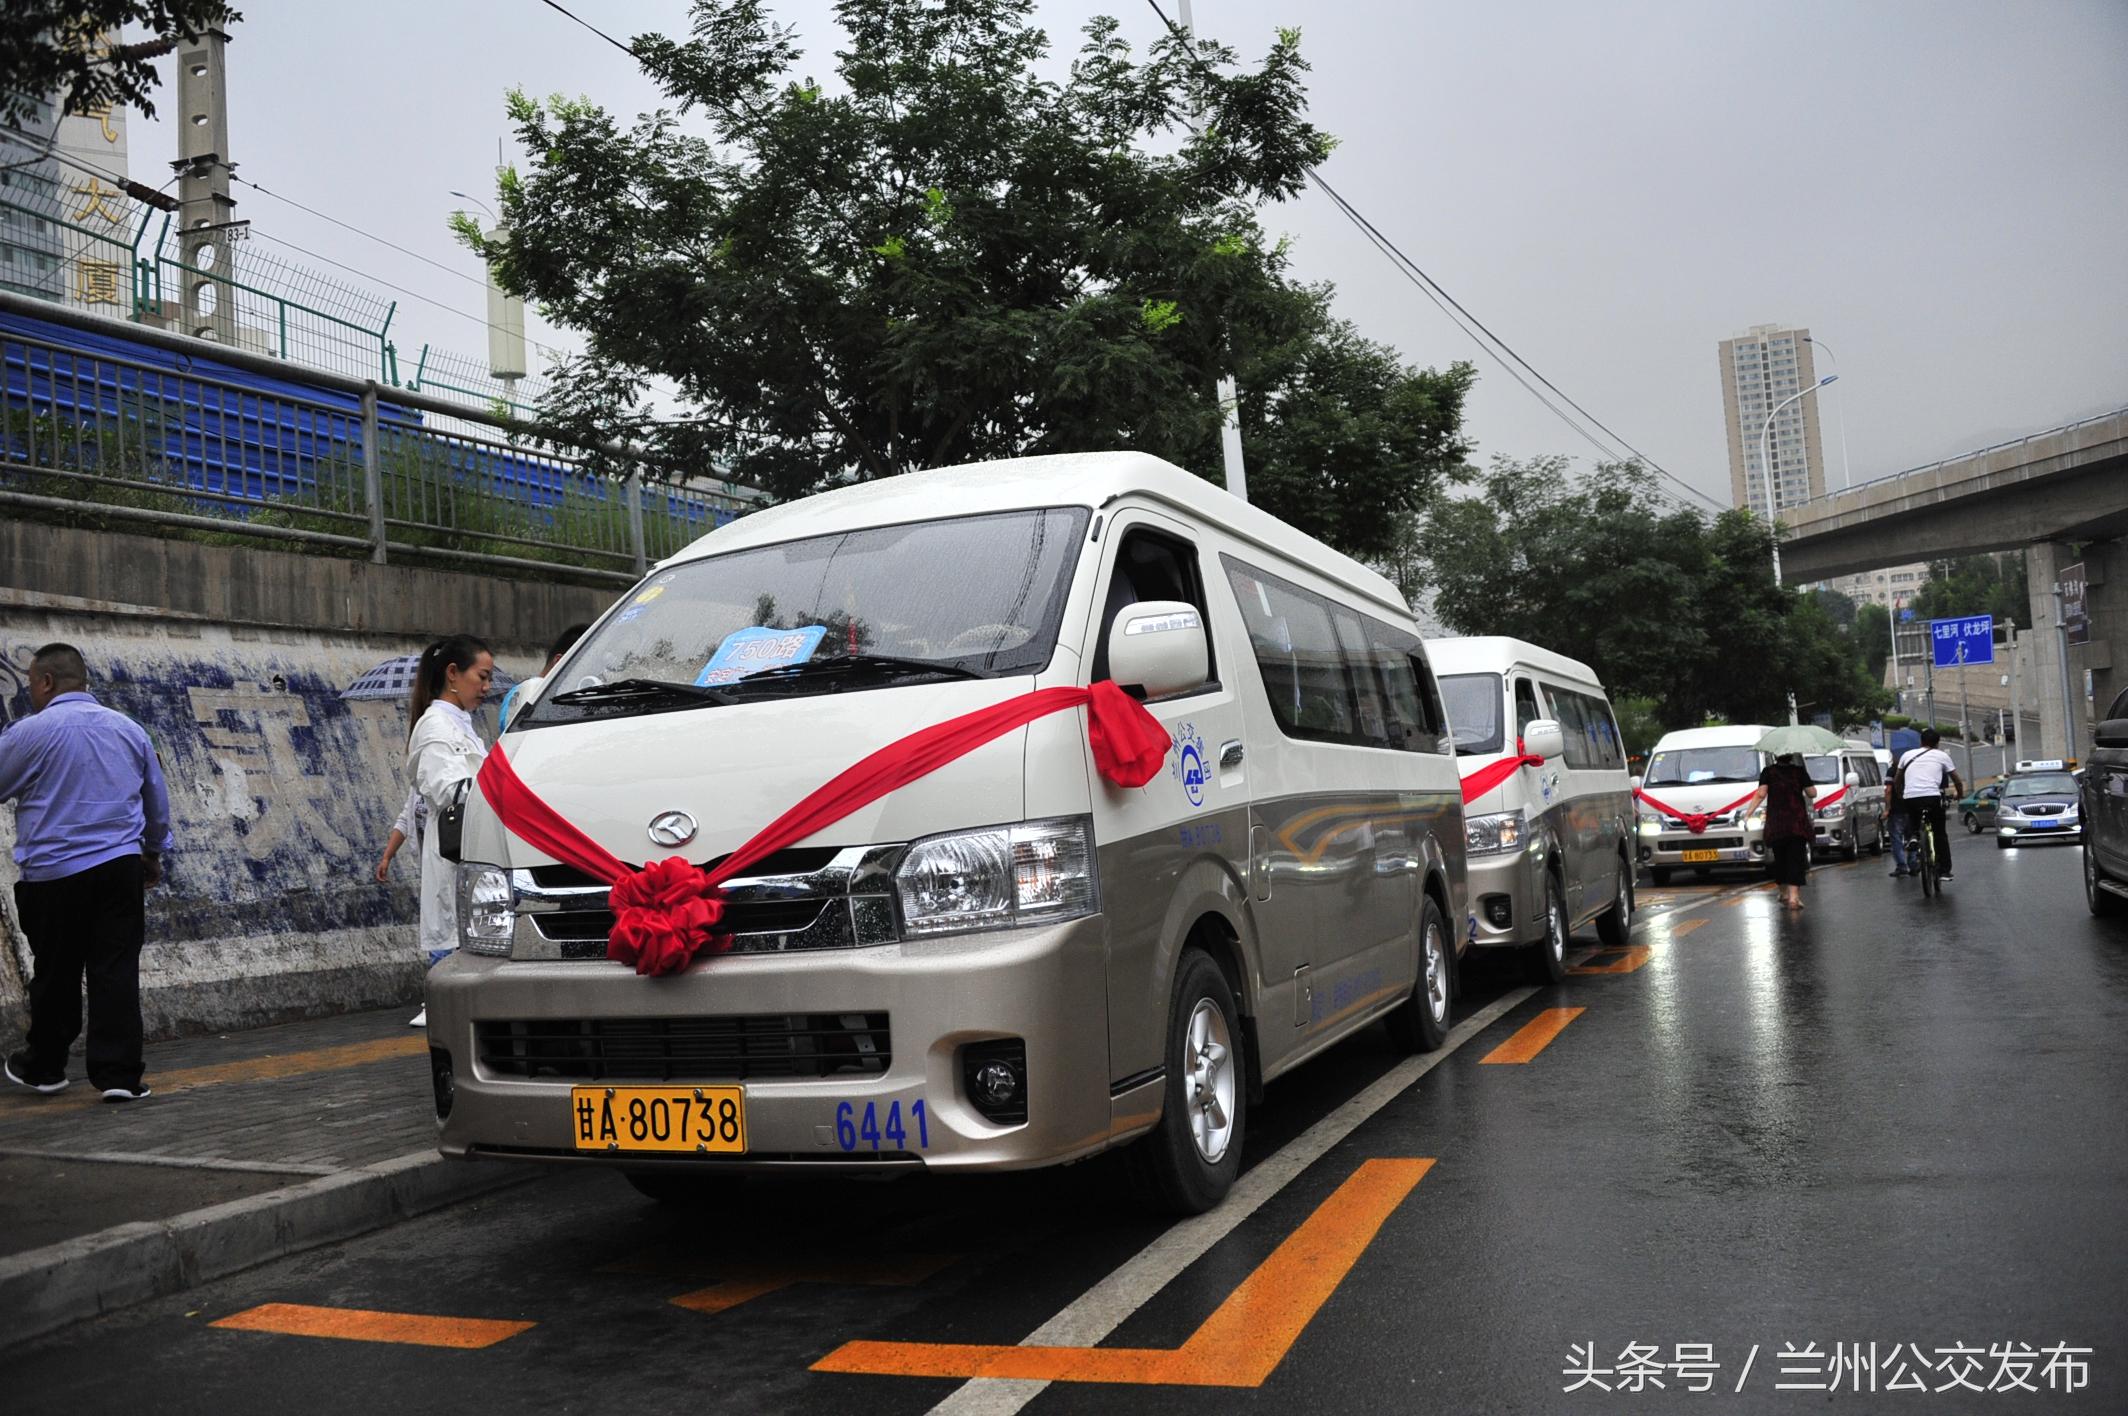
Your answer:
[1895,729,1963,884]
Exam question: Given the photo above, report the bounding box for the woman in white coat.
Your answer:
[404,635,494,1027]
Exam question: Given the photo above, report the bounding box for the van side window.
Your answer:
[1224,560,1354,740]
[1093,527,1215,689]
[1549,688,1593,769]
[1364,619,1443,754]
[1514,678,1542,743]
[1584,693,1625,770]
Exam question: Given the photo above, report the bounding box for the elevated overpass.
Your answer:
[1781,408,2128,760]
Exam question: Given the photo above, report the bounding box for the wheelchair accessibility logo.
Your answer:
[1171,722,1208,809]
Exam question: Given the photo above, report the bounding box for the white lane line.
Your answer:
[0,1146,339,1177]
[926,984,1539,1416]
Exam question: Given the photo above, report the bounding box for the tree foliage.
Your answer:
[1906,552,2029,629]
[465,0,1472,559]
[1418,456,1889,730]
[0,2,240,127]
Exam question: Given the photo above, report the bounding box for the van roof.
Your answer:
[1650,724,1778,750]
[1425,636,1603,687]
[661,451,1410,617]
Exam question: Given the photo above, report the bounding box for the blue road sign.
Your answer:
[1898,608,1915,623]
[1931,614,1995,668]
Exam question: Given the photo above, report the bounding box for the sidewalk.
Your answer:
[0,1006,531,1347]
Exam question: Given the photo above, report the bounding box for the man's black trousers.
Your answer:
[14,855,146,1091]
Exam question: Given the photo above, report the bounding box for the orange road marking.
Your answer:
[812,1157,1430,1388]
[670,1255,957,1314]
[211,1302,533,1349]
[1480,1008,1585,1064]
[1570,946,1653,975]
[1664,917,1708,938]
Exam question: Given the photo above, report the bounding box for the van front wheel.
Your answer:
[1522,872,1570,985]
[1133,948,1245,1215]
[1387,896,1453,1052]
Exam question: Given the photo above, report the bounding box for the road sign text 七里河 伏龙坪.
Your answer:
[1931,614,1995,669]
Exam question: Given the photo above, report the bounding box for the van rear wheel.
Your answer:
[1132,948,1245,1215]
[1387,895,1453,1052]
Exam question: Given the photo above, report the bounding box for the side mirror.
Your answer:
[1107,600,1209,700]
[504,674,546,731]
[1844,771,1861,788]
[1522,718,1566,762]
[2095,718,2128,750]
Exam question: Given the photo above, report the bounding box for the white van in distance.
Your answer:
[1633,724,1778,883]
[428,452,1468,1213]
[1432,638,1635,980]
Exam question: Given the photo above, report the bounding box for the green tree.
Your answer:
[1,2,240,127]
[1855,600,1892,683]
[462,0,1472,560]
[1418,456,1889,731]
[1907,552,2029,629]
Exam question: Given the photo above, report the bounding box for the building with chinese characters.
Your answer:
[0,28,137,313]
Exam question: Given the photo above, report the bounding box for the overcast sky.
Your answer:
[129,0,2128,508]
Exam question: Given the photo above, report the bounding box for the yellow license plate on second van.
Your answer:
[570,1085,747,1153]
[1679,849,1721,863]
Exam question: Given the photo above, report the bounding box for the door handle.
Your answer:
[1220,740,1245,768]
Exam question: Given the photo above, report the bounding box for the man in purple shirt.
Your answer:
[0,644,172,1101]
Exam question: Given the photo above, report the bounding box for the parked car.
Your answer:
[1432,637,1634,982]
[429,450,1470,1214]
[2084,689,2128,915]
[1632,724,1778,883]
[1994,763,2083,848]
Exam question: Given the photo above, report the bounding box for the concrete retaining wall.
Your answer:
[0,526,621,1039]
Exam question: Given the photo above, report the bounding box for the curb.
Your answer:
[0,1151,534,1350]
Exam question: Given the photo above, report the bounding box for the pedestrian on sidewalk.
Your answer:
[1746,751,1815,911]
[498,622,590,731]
[0,644,170,1101]
[405,635,494,1028]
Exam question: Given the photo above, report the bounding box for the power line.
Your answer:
[535,0,635,59]
[1141,0,1724,514]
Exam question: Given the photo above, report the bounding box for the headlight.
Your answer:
[1746,811,1766,830]
[1466,810,1525,856]
[1999,807,2025,821]
[896,817,1097,937]
[455,863,515,955]
[1815,804,1844,819]
[1637,817,1662,836]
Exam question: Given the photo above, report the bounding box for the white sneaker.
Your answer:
[100,1084,152,1103]
[408,1007,427,1027]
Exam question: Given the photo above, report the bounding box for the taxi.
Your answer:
[1992,760,2082,848]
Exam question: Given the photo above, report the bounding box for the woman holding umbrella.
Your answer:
[1746,724,1846,910]
[403,635,494,1026]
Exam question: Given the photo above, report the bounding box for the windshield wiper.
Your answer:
[732,654,996,687]
[550,677,735,707]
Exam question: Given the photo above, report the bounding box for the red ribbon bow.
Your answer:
[476,681,1171,976]
[1632,787,1760,835]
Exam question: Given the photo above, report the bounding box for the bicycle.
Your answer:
[1916,806,1938,898]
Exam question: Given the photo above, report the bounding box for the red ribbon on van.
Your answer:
[1631,787,1760,835]
[1814,786,1848,810]
[1458,751,1545,804]
[475,682,1171,976]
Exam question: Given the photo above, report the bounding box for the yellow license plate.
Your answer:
[1679,849,1721,863]
[571,1085,747,1154]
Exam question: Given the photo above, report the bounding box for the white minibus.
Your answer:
[1633,724,1778,882]
[1431,638,1635,980]
[428,451,1468,1213]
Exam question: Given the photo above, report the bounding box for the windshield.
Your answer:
[1439,673,1505,755]
[524,506,1089,725]
[1644,746,1763,786]
[2004,773,2077,797]
[1805,755,1843,785]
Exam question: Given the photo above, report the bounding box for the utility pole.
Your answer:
[1178,0,1249,505]
[2053,580,2078,761]
[1958,644,1972,780]
[173,25,237,345]
[2008,622,2020,752]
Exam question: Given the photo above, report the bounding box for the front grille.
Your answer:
[477,1014,890,1082]
[534,899,829,942]
[2018,804,2067,817]
[528,846,843,891]
[1661,836,1744,851]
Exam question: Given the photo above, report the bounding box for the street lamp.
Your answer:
[448,189,497,223]
[1802,336,1854,490]
[1760,373,1837,726]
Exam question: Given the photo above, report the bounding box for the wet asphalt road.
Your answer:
[14,837,2128,1414]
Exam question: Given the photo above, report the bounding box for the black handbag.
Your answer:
[436,779,471,864]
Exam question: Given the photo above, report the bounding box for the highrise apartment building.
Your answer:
[1719,323,1828,515]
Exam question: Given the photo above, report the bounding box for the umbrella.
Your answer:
[340,654,517,704]
[1754,724,1846,757]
